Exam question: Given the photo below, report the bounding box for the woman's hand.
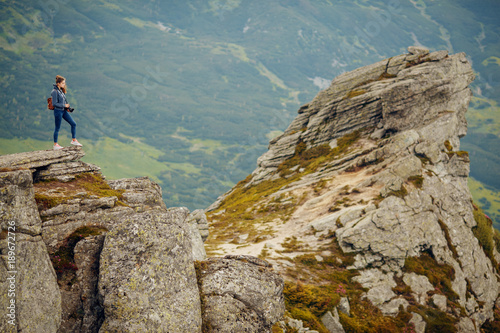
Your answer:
[65,104,70,108]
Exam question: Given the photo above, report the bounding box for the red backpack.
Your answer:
[47,97,54,110]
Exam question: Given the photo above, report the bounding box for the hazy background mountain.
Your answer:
[0,0,499,227]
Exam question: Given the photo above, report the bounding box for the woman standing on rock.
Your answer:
[51,75,82,150]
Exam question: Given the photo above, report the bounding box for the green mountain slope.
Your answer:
[0,0,499,226]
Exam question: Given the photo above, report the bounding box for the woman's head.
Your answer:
[56,75,66,93]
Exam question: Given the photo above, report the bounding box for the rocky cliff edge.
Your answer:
[0,146,284,332]
[206,47,500,332]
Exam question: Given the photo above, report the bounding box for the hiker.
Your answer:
[51,75,82,150]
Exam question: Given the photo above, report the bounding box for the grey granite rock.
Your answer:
[410,312,426,333]
[353,269,398,312]
[408,46,429,56]
[432,294,448,312]
[98,209,202,332]
[403,273,433,305]
[198,255,284,332]
[338,297,350,316]
[39,176,171,252]
[379,297,409,316]
[188,209,210,241]
[34,160,101,182]
[0,170,61,333]
[457,317,479,333]
[185,209,208,261]
[239,51,474,189]
[207,49,499,327]
[74,235,105,333]
[321,308,345,333]
[57,236,106,333]
[280,316,320,333]
[414,141,442,164]
[1,140,287,333]
[107,176,167,211]
[0,146,84,170]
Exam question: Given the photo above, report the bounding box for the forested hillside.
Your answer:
[0,0,499,226]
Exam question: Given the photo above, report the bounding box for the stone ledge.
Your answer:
[0,146,84,171]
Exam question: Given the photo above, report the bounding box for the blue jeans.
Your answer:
[53,109,76,143]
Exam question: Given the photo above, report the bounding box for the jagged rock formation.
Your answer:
[0,147,284,332]
[206,47,500,332]
[248,46,470,184]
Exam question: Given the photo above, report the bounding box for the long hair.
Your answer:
[55,75,66,93]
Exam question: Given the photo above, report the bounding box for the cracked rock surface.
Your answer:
[198,255,285,332]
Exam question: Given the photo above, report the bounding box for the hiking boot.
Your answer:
[71,139,82,147]
[53,143,63,150]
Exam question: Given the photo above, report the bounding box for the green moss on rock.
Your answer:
[34,173,125,210]
[408,175,424,189]
[444,140,453,152]
[404,251,458,302]
[345,89,366,99]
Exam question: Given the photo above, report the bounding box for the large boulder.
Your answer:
[98,208,202,332]
[197,255,285,332]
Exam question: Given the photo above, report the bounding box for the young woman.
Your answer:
[51,75,82,150]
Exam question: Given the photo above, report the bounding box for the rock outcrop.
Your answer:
[206,47,500,332]
[3,45,499,332]
[248,47,471,184]
[0,169,62,333]
[0,147,285,332]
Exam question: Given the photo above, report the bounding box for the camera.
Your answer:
[66,107,75,112]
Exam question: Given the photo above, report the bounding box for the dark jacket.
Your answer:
[51,84,67,111]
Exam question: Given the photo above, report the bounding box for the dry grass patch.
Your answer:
[282,232,418,333]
